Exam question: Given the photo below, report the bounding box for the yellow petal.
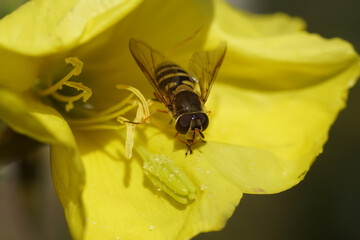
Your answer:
[71,0,214,110]
[0,0,142,92]
[140,123,299,195]
[241,11,306,36]
[0,87,85,239]
[65,2,359,236]
[0,49,40,92]
[208,0,306,39]
[0,88,72,144]
[200,7,360,193]
[73,129,243,240]
[0,0,142,55]
[51,144,85,240]
[219,34,358,90]
[0,0,358,239]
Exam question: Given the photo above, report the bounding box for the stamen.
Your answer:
[114,85,151,159]
[51,84,92,112]
[117,100,145,159]
[37,57,83,96]
[67,84,151,160]
[36,57,155,163]
[36,57,92,112]
[98,93,134,116]
[116,84,150,123]
[72,124,125,131]
[68,104,137,125]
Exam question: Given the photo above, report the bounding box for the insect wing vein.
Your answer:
[188,42,227,102]
[129,39,172,107]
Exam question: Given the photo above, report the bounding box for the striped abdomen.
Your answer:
[155,62,203,118]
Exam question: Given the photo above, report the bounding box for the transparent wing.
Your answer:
[188,42,227,102]
[129,39,172,106]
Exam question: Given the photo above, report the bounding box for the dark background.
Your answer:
[0,0,359,239]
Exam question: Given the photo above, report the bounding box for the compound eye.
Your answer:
[176,114,192,134]
[197,113,209,131]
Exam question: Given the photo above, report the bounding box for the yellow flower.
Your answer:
[0,0,359,239]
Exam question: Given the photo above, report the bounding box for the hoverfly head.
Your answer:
[176,113,209,135]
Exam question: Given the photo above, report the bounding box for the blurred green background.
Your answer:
[0,0,359,239]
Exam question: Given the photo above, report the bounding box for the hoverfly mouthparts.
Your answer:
[129,39,226,155]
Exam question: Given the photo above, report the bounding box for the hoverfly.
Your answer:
[129,39,226,155]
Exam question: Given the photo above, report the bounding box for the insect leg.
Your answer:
[199,130,206,143]
[185,144,193,155]
[175,133,194,156]
[153,92,163,102]
[123,114,151,125]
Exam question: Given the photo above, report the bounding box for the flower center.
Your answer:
[35,57,151,159]
[35,57,197,204]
